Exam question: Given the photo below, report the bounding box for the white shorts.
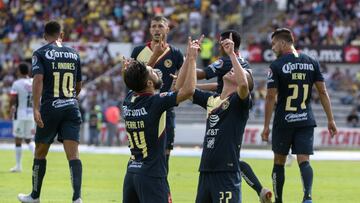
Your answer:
[12,120,35,139]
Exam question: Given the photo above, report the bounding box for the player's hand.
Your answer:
[170,73,178,91]
[328,120,338,138]
[187,36,201,59]
[153,34,167,57]
[221,33,235,56]
[120,56,131,69]
[261,127,270,142]
[191,34,204,49]
[34,109,44,128]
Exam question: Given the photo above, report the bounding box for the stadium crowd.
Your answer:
[1,0,360,146]
[253,0,360,46]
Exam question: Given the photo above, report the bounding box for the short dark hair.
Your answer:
[44,21,61,37]
[220,30,241,50]
[271,28,294,43]
[18,63,29,75]
[123,60,149,92]
[151,16,169,25]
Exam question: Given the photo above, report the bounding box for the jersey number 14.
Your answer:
[127,131,148,158]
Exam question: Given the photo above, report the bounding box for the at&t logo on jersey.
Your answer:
[209,114,219,127]
[45,49,78,60]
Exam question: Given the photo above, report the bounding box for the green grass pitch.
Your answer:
[0,150,358,203]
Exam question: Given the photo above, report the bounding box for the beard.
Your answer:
[154,78,163,90]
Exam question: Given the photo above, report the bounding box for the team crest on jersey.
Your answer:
[209,115,220,127]
[160,92,173,97]
[32,66,40,71]
[267,69,274,83]
[164,59,173,68]
[222,100,230,110]
[209,59,223,73]
[32,55,38,65]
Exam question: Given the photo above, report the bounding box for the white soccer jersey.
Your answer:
[10,78,33,120]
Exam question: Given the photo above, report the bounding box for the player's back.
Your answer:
[122,91,177,177]
[268,53,324,127]
[32,42,81,108]
[11,78,33,120]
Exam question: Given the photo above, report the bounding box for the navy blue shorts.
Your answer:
[123,172,171,203]
[272,125,314,155]
[196,172,241,203]
[35,106,82,144]
[166,110,175,150]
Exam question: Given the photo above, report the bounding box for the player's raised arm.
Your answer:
[175,35,203,92]
[147,34,167,68]
[315,81,337,137]
[175,37,201,104]
[221,33,249,99]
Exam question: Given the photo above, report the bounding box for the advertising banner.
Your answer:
[0,121,13,139]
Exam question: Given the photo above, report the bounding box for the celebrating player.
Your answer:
[189,33,251,203]
[130,16,184,175]
[122,36,200,203]
[196,30,272,203]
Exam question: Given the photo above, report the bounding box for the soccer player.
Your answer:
[8,63,35,173]
[122,37,200,203]
[130,16,184,174]
[189,33,250,203]
[261,28,338,203]
[18,21,83,203]
[196,30,272,203]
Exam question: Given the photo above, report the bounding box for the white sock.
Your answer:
[28,141,35,155]
[15,146,22,169]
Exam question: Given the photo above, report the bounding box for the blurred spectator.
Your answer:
[200,36,214,67]
[329,67,344,90]
[346,108,359,127]
[105,105,120,146]
[253,80,267,116]
[88,105,102,146]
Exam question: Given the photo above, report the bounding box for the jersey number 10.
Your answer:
[285,84,309,111]
[53,72,74,97]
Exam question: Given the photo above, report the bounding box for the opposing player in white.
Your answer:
[9,63,35,172]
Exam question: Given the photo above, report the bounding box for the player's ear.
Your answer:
[147,79,153,88]
[59,32,64,40]
[43,34,47,41]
